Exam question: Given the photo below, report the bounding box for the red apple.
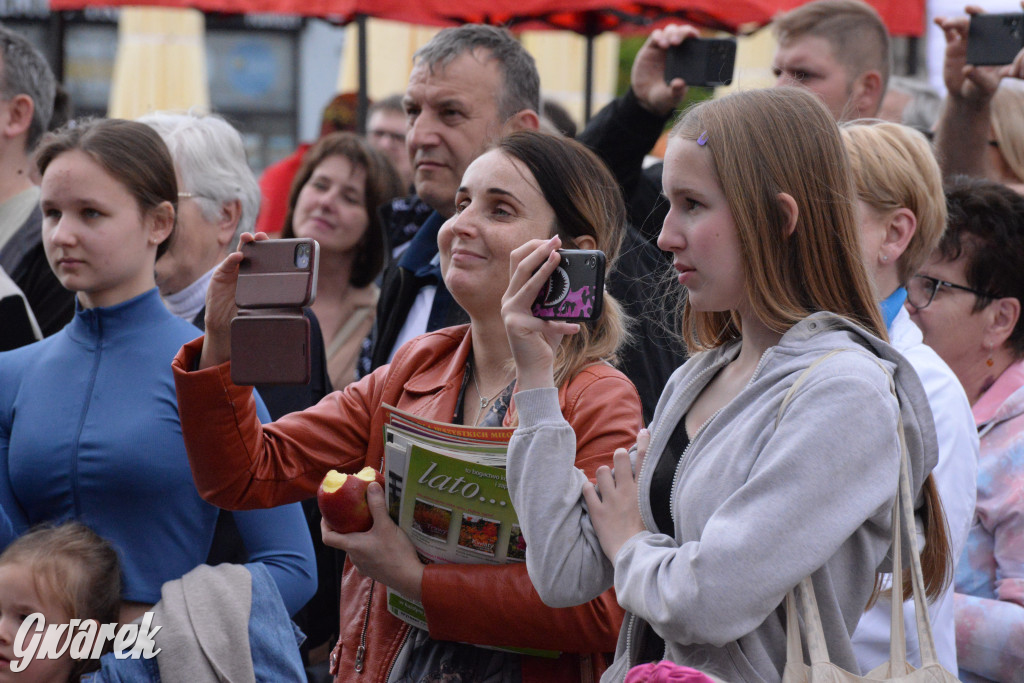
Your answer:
[317,466,385,533]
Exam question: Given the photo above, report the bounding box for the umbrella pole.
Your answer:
[584,33,594,123]
[357,13,369,135]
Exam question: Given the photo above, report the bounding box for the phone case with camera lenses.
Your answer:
[235,238,320,309]
[966,13,1024,66]
[531,249,606,322]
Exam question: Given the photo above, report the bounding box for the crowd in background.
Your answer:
[1,0,1023,681]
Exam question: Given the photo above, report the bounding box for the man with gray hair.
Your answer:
[366,24,541,371]
[0,24,73,338]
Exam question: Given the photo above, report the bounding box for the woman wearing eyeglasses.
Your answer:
[907,176,1024,682]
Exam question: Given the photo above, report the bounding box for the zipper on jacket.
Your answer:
[637,362,721,530]
[355,579,375,673]
[666,346,776,527]
[72,313,105,518]
[384,624,411,683]
[623,613,638,669]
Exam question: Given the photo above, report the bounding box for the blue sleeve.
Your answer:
[230,504,317,616]
[253,389,272,424]
[0,360,28,536]
[229,388,317,616]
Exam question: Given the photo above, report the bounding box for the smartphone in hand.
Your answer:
[665,38,737,87]
[531,249,606,322]
[230,238,320,385]
[966,13,1024,66]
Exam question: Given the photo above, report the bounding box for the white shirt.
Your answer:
[851,307,978,674]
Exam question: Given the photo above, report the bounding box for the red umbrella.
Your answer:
[48,0,926,121]
[48,0,925,36]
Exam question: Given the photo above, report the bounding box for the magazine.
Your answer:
[380,404,554,658]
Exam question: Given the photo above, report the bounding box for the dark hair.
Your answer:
[282,132,403,287]
[48,83,73,133]
[497,130,628,386]
[0,522,122,681]
[413,24,540,120]
[940,176,1024,357]
[35,118,178,259]
[540,98,577,138]
[0,23,56,150]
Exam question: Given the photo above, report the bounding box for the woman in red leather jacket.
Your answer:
[172,130,644,682]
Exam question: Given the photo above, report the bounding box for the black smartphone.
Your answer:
[531,249,606,322]
[230,238,319,385]
[664,38,737,87]
[966,13,1024,66]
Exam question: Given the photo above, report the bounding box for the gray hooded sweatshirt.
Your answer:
[507,312,938,682]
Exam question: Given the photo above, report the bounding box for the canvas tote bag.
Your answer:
[775,350,958,683]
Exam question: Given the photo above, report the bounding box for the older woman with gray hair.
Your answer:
[139,111,331,411]
[138,111,261,323]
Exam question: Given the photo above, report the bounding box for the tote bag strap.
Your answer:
[777,348,942,671]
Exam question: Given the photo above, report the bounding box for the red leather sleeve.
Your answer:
[172,335,386,510]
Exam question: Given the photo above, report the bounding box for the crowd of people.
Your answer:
[0,0,1023,681]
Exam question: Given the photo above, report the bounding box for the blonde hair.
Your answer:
[497,130,628,388]
[0,522,121,681]
[841,121,947,284]
[668,87,885,353]
[991,83,1024,184]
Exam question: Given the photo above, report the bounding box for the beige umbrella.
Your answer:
[108,7,210,119]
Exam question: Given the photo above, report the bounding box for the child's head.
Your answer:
[663,87,884,351]
[0,522,121,682]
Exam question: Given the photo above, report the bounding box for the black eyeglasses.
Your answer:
[906,274,996,310]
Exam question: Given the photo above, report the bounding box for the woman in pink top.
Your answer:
[906,176,1024,681]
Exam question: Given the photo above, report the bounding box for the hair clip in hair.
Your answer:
[697,131,709,146]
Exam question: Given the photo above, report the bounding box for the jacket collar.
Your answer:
[402,325,473,395]
[66,288,174,346]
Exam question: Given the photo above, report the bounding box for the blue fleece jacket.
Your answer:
[0,289,315,612]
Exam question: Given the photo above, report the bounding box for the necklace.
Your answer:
[471,363,510,410]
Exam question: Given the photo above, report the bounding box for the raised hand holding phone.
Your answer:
[199,231,267,371]
[502,236,580,391]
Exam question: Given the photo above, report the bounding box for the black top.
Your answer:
[651,416,690,536]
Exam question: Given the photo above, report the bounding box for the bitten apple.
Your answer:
[317,466,385,533]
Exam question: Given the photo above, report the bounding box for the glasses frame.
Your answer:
[908,274,997,310]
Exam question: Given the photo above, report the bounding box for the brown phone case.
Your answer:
[230,313,311,385]
[235,238,319,308]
